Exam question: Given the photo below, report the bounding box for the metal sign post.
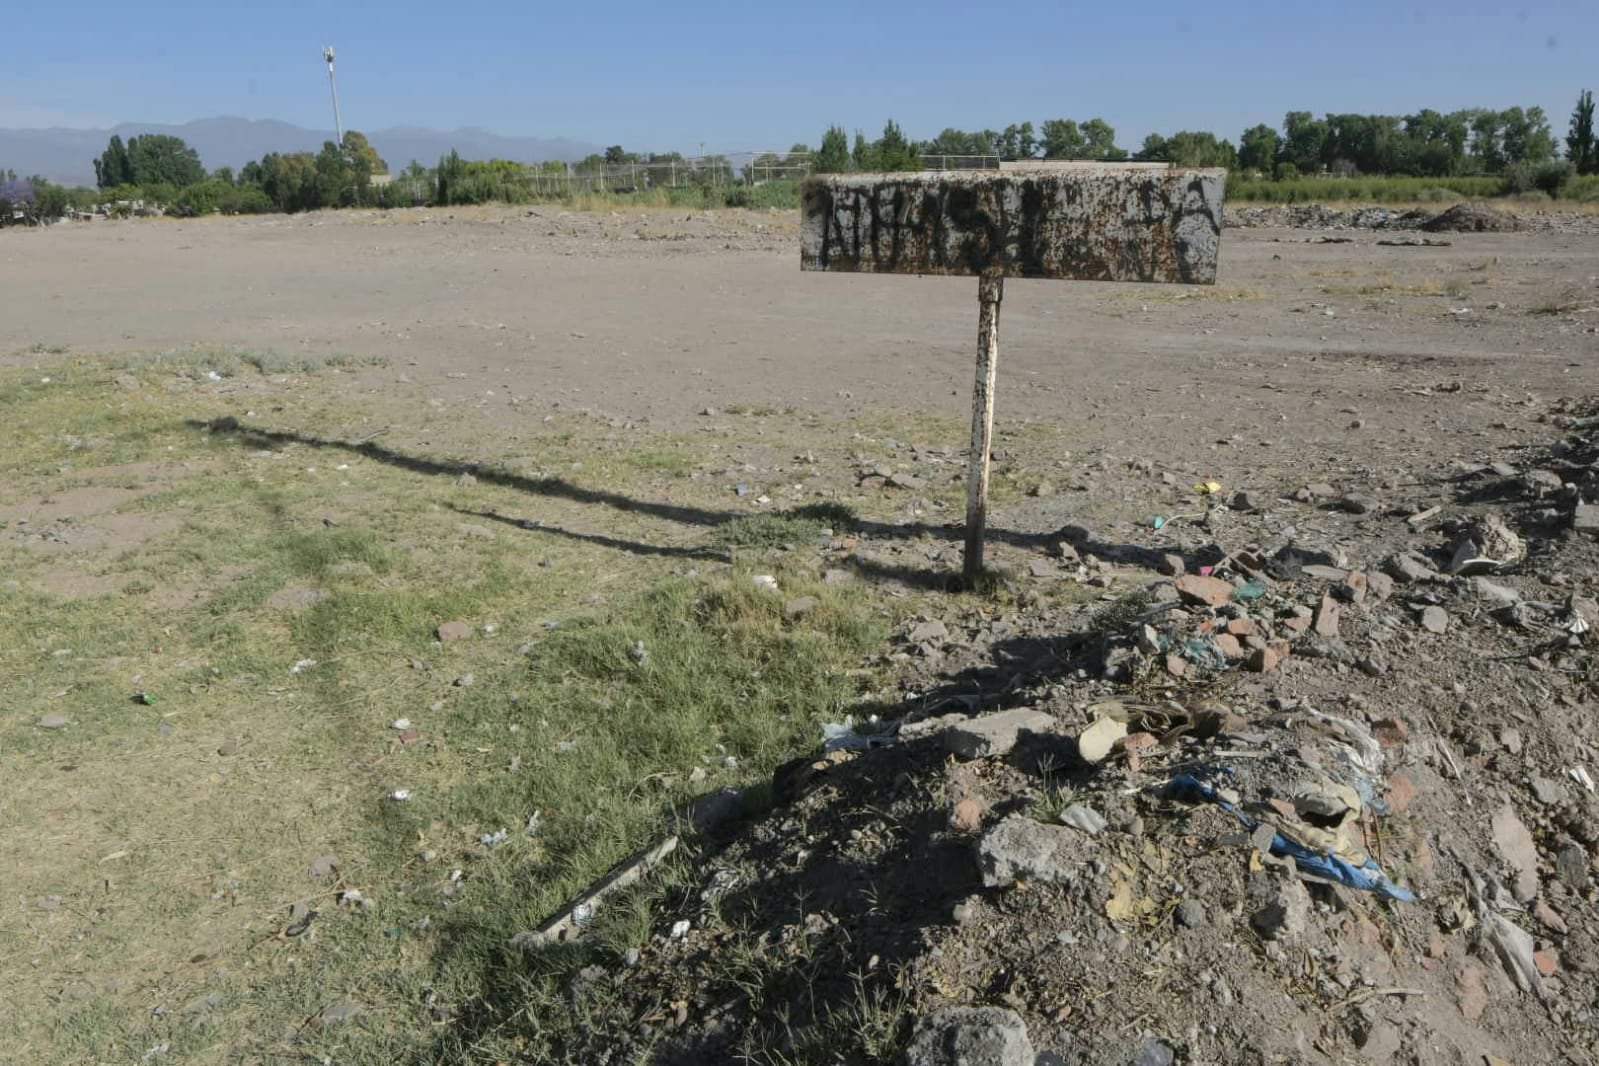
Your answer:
[801,167,1226,581]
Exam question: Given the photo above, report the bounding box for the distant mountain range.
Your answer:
[0,117,601,186]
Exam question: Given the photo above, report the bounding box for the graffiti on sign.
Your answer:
[801,168,1225,284]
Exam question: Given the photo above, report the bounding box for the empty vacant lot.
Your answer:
[1,204,1595,1063]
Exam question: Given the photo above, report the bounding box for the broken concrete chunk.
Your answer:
[944,708,1058,760]
[905,1006,1034,1066]
[1174,574,1233,607]
[978,817,1084,888]
[1077,716,1128,764]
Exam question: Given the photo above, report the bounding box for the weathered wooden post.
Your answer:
[800,166,1226,581]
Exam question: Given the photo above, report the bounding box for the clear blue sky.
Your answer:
[4,0,1596,151]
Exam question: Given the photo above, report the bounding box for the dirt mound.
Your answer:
[522,412,1599,1064]
[1422,201,1524,233]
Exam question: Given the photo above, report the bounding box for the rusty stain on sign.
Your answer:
[801,168,1225,284]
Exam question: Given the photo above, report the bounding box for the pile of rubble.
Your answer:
[1421,202,1525,234]
[1227,205,1433,231]
[520,402,1599,1065]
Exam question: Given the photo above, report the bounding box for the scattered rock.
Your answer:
[951,797,986,834]
[783,596,820,620]
[1174,574,1233,607]
[1313,595,1342,638]
[1247,645,1281,673]
[1491,804,1541,902]
[905,1006,1033,1066]
[436,620,472,643]
[309,1000,364,1028]
[1457,963,1488,1021]
[1371,717,1409,747]
[978,817,1083,888]
[1364,571,1395,601]
[907,619,950,645]
[1574,503,1599,536]
[308,854,341,879]
[1385,552,1438,584]
[1420,606,1450,634]
[1555,845,1589,889]
[1340,493,1377,515]
[1229,490,1259,512]
[945,708,1058,760]
[1250,873,1311,942]
[1028,481,1055,498]
[1133,1040,1176,1066]
[1174,899,1207,929]
[1058,804,1107,836]
[36,713,70,729]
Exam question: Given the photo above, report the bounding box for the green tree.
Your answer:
[125,134,205,189]
[851,131,872,171]
[94,135,133,189]
[873,119,920,171]
[996,122,1037,159]
[1282,111,1328,175]
[1237,123,1281,173]
[921,128,998,158]
[1136,133,1169,161]
[1467,110,1503,172]
[1567,90,1596,175]
[1499,106,1555,165]
[1040,119,1086,159]
[1080,119,1124,160]
[814,126,850,173]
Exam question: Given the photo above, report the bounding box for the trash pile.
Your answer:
[506,406,1599,1065]
[1227,205,1434,231]
[1421,201,1525,234]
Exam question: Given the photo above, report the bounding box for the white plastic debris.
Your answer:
[290,658,318,674]
[1571,766,1596,794]
[388,789,412,802]
[753,575,779,592]
[479,828,510,848]
[669,919,691,939]
[391,718,412,731]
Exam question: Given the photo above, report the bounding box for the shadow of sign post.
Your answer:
[801,166,1226,581]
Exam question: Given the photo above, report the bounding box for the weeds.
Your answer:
[716,502,859,549]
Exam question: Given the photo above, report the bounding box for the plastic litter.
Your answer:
[1157,775,1414,902]
[1193,481,1223,495]
[1234,579,1268,601]
[821,717,896,752]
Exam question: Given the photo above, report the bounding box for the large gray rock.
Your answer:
[905,1006,1033,1066]
[977,816,1084,888]
[944,708,1058,760]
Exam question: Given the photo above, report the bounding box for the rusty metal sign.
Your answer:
[801,168,1225,284]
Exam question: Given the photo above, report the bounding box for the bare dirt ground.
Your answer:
[3,203,1595,452]
[3,205,1598,1065]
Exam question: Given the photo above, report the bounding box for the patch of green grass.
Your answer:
[716,502,859,549]
[0,355,929,1063]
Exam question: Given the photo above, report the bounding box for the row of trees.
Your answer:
[810,93,1599,183]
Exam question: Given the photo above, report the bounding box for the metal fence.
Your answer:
[477,151,1006,194]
